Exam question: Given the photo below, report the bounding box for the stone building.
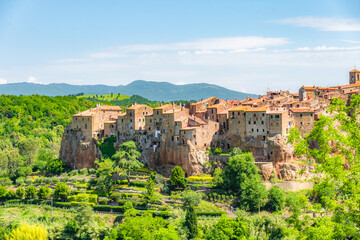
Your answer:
[266,109,293,136]
[289,108,315,135]
[117,104,153,141]
[349,69,360,84]
[245,107,269,137]
[228,106,248,139]
[71,105,122,140]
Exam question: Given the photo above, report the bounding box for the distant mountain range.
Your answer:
[0,80,258,101]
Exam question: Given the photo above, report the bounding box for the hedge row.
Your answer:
[129,181,147,187]
[196,211,226,216]
[93,205,125,213]
[117,200,147,207]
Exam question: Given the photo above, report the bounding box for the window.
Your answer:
[143,112,145,115]
[300,114,303,117]
[252,128,254,132]
[300,122,303,125]
[261,121,264,125]
[253,121,256,124]
[257,129,259,132]
[88,118,89,121]
[310,113,313,117]
[271,115,273,119]
[85,124,87,129]
[275,115,279,119]
[262,113,265,117]
[121,119,123,122]
[248,121,251,124]
[253,113,256,117]
[130,119,132,122]
[82,118,84,121]
[238,121,240,124]
[263,129,265,132]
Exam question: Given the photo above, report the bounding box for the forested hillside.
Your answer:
[80,94,191,109]
[0,95,96,180]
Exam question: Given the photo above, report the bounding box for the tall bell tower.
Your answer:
[349,68,360,84]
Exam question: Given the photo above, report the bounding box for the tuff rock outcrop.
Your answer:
[59,125,101,170]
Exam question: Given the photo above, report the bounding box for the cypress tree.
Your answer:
[185,205,198,239]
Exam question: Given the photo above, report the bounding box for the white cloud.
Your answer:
[27,76,40,83]
[0,77,7,84]
[90,36,289,57]
[343,40,360,44]
[297,45,360,51]
[277,17,360,31]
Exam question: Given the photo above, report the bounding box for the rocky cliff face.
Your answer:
[60,125,304,179]
[121,132,208,177]
[59,124,101,169]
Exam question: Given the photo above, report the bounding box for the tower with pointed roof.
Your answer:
[349,68,360,84]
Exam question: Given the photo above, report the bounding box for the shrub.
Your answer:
[16,187,25,199]
[111,206,124,213]
[99,199,108,205]
[93,205,111,212]
[182,190,202,206]
[129,181,147,187]
[88,168,96,174]
[169,166,188,190]
[267,185,285,212]
[80,168,88,175]
[25,178,33,185]
[213,148,223,155]
[50,177,60,184]
[67,195,76,201]
[123,201,134,211]
[6,190,16,199]
[37,186,52,200]
[0,186,8,200]
[89,194,98,203]
[54,182,70,202]
[0,177,12,186]
[110,192,122,202]
[16,177,25,186]
[25,185,37,199]
[54,202,71,208]
[196,211,226,216]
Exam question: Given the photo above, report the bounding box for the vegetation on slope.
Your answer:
[0,95,96,180]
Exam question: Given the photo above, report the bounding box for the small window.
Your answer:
[300,113,303,117]
[252,128,254,132]
[257,129,259,132]
[253,113,256,117]
[85,124,87,129]
[253,121,256,124]
[248,121,251,124]
[82,118,84,121]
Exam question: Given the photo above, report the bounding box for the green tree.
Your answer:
[144,174,158,203]
[204,215,249,240]
[116,212,180,240]
[185,205,198,239]
[37,186,51,200]
[113,142,143,180]
[0,186,8,200]
[45,158,65,175]
[212,168,223,187]
[53,182,70,201]
[267,185,285,212]
[223,153,267,211]
[25,185,37,199]
[16,187,25,199]
[182,190,202,207]
[18,138,39,165]
[96,174,114,195]
[6,190,15,199]
[169,166,188,190]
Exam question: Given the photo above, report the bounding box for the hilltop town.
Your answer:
[60,69,360,178]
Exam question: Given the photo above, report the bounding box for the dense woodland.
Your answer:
[0,94,360,239]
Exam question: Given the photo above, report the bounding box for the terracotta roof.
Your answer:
[73,110,95,117]
[291,93,299,96]
[196,109,207,113]
[175,117,187,122]
[97,105,122,111]
[302,86,316,91]
[207,103,224,109]
[283,100,299,105]
[229,106,248,111]
[218,110,229,115]
[127,104,148,110]
[289,108,313,113]
[339,83,360,89]
[245,106,269,112]
[350,69,360,73]
[267,111,286,114]
[118,113,127,117]
[154,104,172,110]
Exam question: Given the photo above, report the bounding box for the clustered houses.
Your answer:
[71,69,360,152]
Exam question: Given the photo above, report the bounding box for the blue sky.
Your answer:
[0,0,359,94]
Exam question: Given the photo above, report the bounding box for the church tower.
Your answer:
[349,68,360,84]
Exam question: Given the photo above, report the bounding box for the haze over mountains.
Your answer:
[0,80,258,101]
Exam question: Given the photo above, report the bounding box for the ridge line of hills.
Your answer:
[0,80,258,101]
